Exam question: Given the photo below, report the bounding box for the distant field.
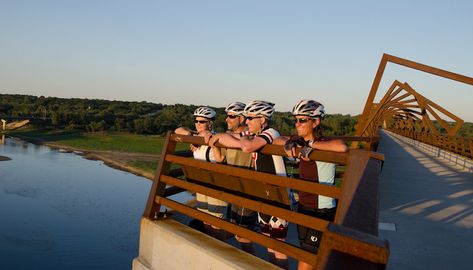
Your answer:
[10,129,188,154]
[130,161,159,173]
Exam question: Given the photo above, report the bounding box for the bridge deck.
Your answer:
[378,130,473,270]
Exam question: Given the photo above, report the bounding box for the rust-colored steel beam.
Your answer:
[165,154,343,199]
[359,81,464,138]
[143,131,176,218]
[157,197,319,264]
[315,223,390,269]
[160,175,330,231]
[356,53,472,141]
[172,133,350,164]
[383,54,473,85]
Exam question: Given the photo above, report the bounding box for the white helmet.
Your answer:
[243,100,275,118]
[193,106,216,120]
[292,99,325,119]
[225,102,246,115]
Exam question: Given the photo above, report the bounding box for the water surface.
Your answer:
[0,137,151,270]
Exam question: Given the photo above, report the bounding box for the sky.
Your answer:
[1,0,472,121]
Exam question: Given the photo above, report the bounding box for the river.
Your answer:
[0,136,151,270]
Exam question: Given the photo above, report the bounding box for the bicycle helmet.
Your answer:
[225,102,246,115]
[193,106,216,120]
[292,99,325,119]
[243,100,275,118]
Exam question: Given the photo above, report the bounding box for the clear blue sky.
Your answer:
[1,0,472,121]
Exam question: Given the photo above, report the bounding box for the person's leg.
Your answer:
[207,196,229,240]
[268,226,289,269]
[296,205,336,270]
[296,214,316,269]
[296,240,319,270]
[232,208,257,254]
[196,193,208,213]
[188,219,206,233]
[210,227,227,241]
[257,212,290,269]
[298,261,313,270]
[196,193,213,235]
[267,245,289,270]
[207,196,228,222]
[235,235,256,254]
[268,229,289,269]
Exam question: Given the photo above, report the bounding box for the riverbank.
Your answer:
[7,129,189,180]
[45,141,158,180]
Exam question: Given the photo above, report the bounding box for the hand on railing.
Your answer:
[283,135,306,158]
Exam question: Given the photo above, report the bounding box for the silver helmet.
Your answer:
[243,100,275,118]
[225,102,246,115]
[193,106,216,120]
[292,99,325,119]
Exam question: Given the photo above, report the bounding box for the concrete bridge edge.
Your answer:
[132,217,281,270]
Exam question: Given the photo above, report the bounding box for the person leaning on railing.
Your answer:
[207,100,290,269]
[274,99,347,270]
[205,101,258,255]
[174,106,228,240]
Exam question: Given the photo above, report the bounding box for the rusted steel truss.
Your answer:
[356,54,473,139]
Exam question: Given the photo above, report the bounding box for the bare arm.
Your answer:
[240,136,268,152]
[210,145,225,163]
[174,127,205,152]
[208,132,268,153]
[273,136,294,157]
[273,136,289,145]
[174,127,192,135]
[311,139,347,152]
[276,135,347,153]
[275,135,347,158]
[210,133,242,148]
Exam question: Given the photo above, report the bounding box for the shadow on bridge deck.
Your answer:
[377,130,473,270]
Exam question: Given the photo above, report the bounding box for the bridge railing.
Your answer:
[329,135,380,151]
[143,131,389,269]
[388,128,472,159]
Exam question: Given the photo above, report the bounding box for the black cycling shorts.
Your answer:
[296,204,336,252]
[230,209,257,229]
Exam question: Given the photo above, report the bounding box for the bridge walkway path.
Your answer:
[377,130,473,270]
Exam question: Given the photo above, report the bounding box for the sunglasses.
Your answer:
[194,120,209,124]
[245,116,261,121]
[226,115,239,119]
[294,118,311,124]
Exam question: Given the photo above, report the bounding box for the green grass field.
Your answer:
[130,161,158,172]
[10,129,188,154]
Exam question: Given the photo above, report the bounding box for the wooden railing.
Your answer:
[143,132,389,269]
[388,128,473,159]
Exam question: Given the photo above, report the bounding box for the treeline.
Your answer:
[0,94,359,136]
[454,122,473,138]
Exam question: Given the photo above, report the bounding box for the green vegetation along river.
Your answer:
[8,128,189,180]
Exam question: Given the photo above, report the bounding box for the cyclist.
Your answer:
[207,102,257,254]
[208,100,289,269]
[175,106,228,239]
[275,99,347,270]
